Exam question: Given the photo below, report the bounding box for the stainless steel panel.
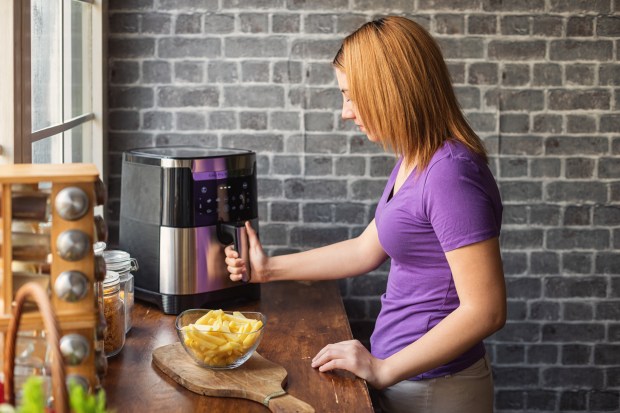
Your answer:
[159,226,235,295]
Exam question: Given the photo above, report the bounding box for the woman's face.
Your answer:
[335,69,378,142]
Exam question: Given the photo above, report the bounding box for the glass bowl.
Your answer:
[175,309,266,370]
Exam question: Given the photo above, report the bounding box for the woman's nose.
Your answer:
[341,104,355,120]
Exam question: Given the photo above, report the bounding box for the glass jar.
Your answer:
[102,250,137,333]
[101,271,125,357]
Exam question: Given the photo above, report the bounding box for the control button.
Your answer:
[206,209,213,214]
[239,204,244,210]
[242,182,248,189]
[206,198,212,204]
[201,186,207,194]
[232,206,237,211]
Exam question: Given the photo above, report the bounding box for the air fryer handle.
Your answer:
[220,222,252,283]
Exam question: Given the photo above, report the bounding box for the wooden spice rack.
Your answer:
[0,163,104,389]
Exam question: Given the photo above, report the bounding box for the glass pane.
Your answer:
[31,0,62,132]
[32,134,63,164]
[64,122,93,163]
[64,0,92,120]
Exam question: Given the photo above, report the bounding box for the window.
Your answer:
[0,0,105,175]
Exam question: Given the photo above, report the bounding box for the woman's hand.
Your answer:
[311,340,389,389]
[224,221,270,283]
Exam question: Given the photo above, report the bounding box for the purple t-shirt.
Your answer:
[372,140,503,380]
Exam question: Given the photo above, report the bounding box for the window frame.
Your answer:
[1,0,107,182]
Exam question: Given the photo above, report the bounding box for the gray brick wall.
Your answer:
[107,1,620,411]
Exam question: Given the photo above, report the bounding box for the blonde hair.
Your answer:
[333,16,487,170]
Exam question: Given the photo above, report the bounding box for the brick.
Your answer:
[273,61,303,83]
[207,61,238,83]
[560,391,588,411]
[499,158,526,177]
[336,14,368,33]
[499,181,541,202]
[547,228,609,249]
[503,205,527,224]
[564,206,591,226]
[594,206,620,225]
[287,0,348,9]
[110,61,139,84]
[600,64,620,85]
[351,180,385,201]
[141,13,171,34]
[272,14,300,33]
[531,158,561,177]
[271,202,299,222]
[109,110,140,131]
[468,63,498,85]
[498,136,541,155]
[308,88,341,110]
[597,16,620,36]
[550,89,610,110]
[350,135,385,154]
[176,111,205,131]
[483,0,544,11]
[303,203,333,222]
[590,391,620,411]
[507,301,527,320]
[496,391,525,410]
[599,157,620,178]
[291,39,342,59]
[435,14,465,35]
[532,16,563,37]
[142,60,171,83]
[209,111,236,130]
[501,90,544,111]
[563,302,594,321]
[495,322,542,342]
[562,252,593,274]
[302,135,346,154]
[304,113,334,131]
[174,62,204,83]
[545,136,608,155]
[291,225,350,246]
[496,344,525,363]
[223,133,284,153]
[241,61,269,82]
[239,111,266,130]
[455,87,480,109]
[336,157,366,176]
[550,40,613,61]
[489,40,545,60]
[240,13,268,33]
[531,252,559,274]
[506,277,541,298]
[502,229,544,249]
[466,112,496,132]
[158,86,218,107]
[110,13,140,34]
[155,133,217,148]
[109,0,153,10]
[530,205,561,225]
[204,13,235,33]
[305,156,332,176]
[270,112,300,130]
[502,64,530,86]
[548,0,611,13]
[305,14,335,34]
[175,14,202,34]
[566,158,595,179]
[567,115,596,133]
[467,14,497,34]
[436,38,484,59]
[526,391,557,411]
[500,114,529,133]
[596,253,620,275]
[335,203,367,224]
[610,367,620,386]
[158,37,220,58]
[370,156,396,177]
[224,0,284,7]
[600,114,620,133]
[273,155,301,175]
[447,62,465,83]
[566,16,594,37]
[350,274,389,296]
[532,63,562,86]
[566,64,596,86]
[158,0,218,9]
[562,344,592,365]
[597,301,620,319]
[307,62,336,85]
[543,324,605,342]
[418,0,481,10]
[493,366,539,387]
[594,344,620,365]
[257,178,283,198]
[109,38,155,58]
[528,345,558,363]
[500,15,530,36]
[109,87,154,109]
[285,179,347,200]
[109,132,153,152]
[143,111,173,130]
[224,86,284,108]
[226,37,288,58]
[502,252,527,274]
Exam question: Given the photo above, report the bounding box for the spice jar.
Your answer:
[101,271,125,357]
[102,250,137,333]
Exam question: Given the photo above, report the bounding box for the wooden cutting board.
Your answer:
[152,343,315,413]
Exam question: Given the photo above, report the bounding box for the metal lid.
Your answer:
[103,250,130,264]
[126,146,253,160]
[103,271,120,288]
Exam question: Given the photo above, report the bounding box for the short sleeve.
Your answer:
[422,156,501,252]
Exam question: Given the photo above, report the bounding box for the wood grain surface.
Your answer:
[153,344,314,412]
[103,280,374,412]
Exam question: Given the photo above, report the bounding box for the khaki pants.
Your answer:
[378,355,494,413]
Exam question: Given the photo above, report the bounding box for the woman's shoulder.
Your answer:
[426,140,485,176]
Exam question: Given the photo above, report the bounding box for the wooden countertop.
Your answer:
[103,280,374,412]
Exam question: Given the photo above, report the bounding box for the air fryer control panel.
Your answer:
[193,171,257,226]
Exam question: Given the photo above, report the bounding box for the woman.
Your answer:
[225,16,505,413]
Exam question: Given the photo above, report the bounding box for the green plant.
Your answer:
[18,377,45,413]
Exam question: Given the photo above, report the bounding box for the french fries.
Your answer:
[181,309,264,367]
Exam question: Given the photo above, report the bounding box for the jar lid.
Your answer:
[103,250,130,264]
[93,242,107,256]
[103,271,120,288]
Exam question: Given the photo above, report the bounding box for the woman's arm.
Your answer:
[226,219,388,283]
[312,237,506,389]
